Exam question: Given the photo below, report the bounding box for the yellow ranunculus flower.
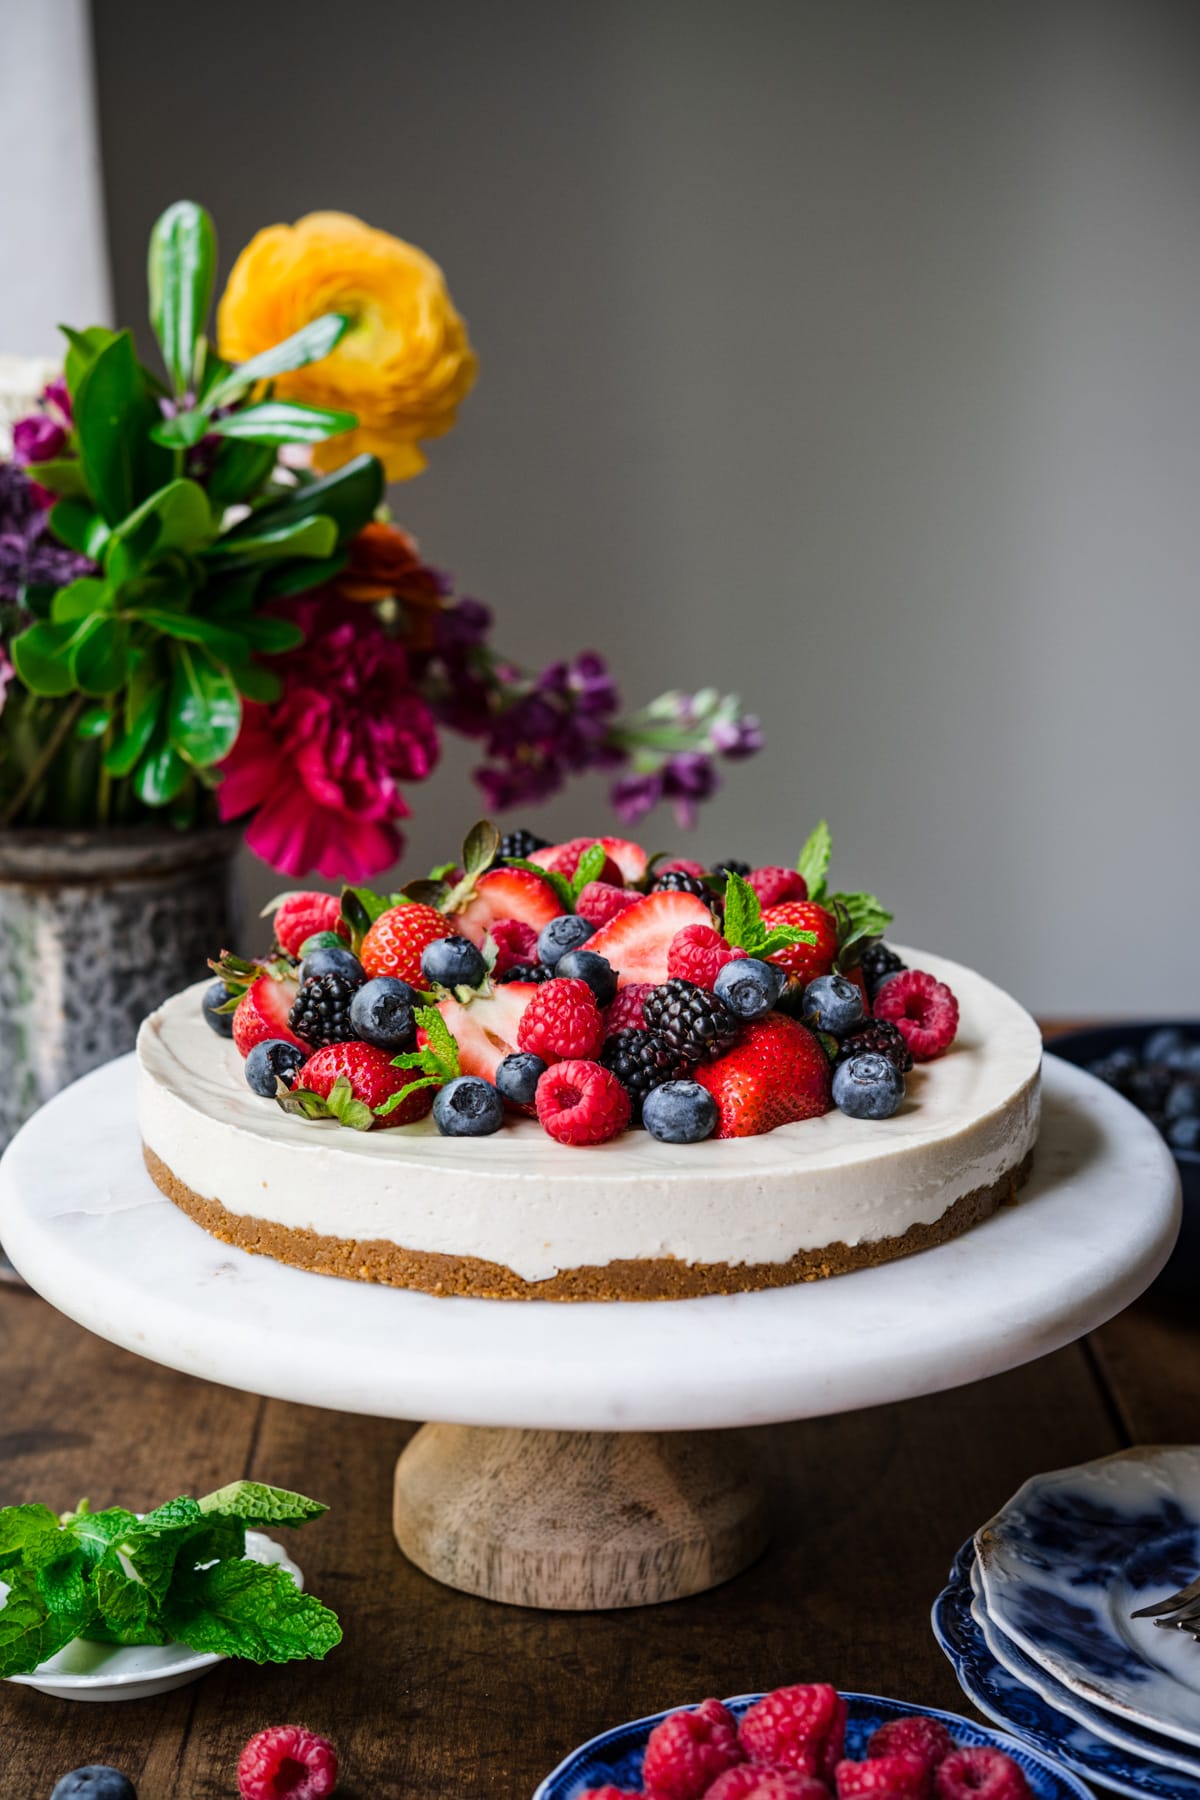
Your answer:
[217,211,477,480]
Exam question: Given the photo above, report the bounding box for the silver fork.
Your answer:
[1132,1574,1200,1635]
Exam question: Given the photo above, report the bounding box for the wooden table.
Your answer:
[1,1055,1195,1799]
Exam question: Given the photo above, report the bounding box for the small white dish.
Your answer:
[2,1530,302,1702]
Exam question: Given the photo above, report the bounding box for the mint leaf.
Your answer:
[831,890,894,968]
[323,1075,375,1133]
[722,871,818,960]
[0,1503,63,1572]
[340,885,395,952]
[0,1570,81,1679]
[198,1482,327,1528]
[796,821,832,902]
[35,1547,92,1621]
[274,1085,338,1125]
[570,843,607,899]
[461,818,500,880]
[62,1504,139,1569]
[161,1558,342,1664]
[378,1005,460,1116]
[504,857,574,911]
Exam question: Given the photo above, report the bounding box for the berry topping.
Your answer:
[50,1769,137,1800]
[555,948,619,1007]
[748,866,809,908]
[202,979,236,1037]
[667,924,745,990]
[349,976,418,1051]
[642,1697,744,1800]
[236,1724,338,1800]
[642,1079,719,1143]
[761,901,840,985]
[740,1682,846,1781]
[713,858,752,878]
[934,1748,1031,1800]
[652,867,712,901]
[587,889,714,986]
[288,972,364,1048]
[537,913,596,968]
[643,979,740,1065]
[297,943,365,986]
[836,1019,914,1075]
[498,827,551,860]
[360,902,448,986]
[297,1042,434,1127]
[713,956,786,1021]
[233,973,305,1059]
[421,933,488,990]
[496,960,555,984]
[873,969,959,1061]
[858,940,907,999]
[487,917,540,977]
[536,836,625,886]
[437,982,539,1081]
[433,1075,505,1136]
[706,1771,829,1800]
[868,1717,956,1770]
[697,1014,833,1137]
[245,1039,307,1096]
[604,982,655,1034]
[832,1052,906,1119]
[836,1752,930,1799]
[271,892,347,959]
[455,866,563,942]
[600,1029,687,1119]
[518,977,605,1062]
[577,1792,642,1800]
[657,857,709,879]
[535,1058,632,1144]
[576,880,642,929]
[494,1050,548,1108]
[801,973,866,1037]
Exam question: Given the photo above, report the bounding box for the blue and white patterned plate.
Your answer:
[967,1556,1200,1777]
[975,1447,1200,1748]
[533,1690,1091,1800]
[935,1540,1200,1800]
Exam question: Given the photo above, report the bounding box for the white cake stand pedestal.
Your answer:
[0,1055,1179,1611]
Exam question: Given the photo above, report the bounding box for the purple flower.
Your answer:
[610,771,664,824]
[12,414,67,465]
[0,461,94,607]
[711,713,764,758]
[0,645,12,719]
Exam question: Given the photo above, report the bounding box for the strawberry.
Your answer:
[762,901,840,985]
[588,890,714,986]
[596,836,649,883]
[360,902,448,985]
[232,974,305,1058]
[454,867,563,945]
[533,837,625,887]
[436,983,539,1081]
[297,1041,434,1127]
[696,1014,833,1137]
[748,866,809,908]
[576,881,640,929]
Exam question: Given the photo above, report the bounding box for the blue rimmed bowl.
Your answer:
[533,1691,1092,1799]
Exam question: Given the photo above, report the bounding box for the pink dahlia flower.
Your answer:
[218,593,439,880]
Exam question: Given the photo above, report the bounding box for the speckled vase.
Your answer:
[0,825,241,1154]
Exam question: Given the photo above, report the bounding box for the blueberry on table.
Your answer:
[349,977,418,1050]
[642,1079,719,1143]
[201,979,236,1037]
[433,1075,505,1136]
[553,948,618,1006]
[50,1768,137,1800]
[495,1052,548,1108]
[297,943,365,985]
[713,956,785,1021]
[421,934,487,989]
[1169,1115,1200,1152]
[1145,1026,1186,1064]
[536,914,594,968]
[800,973,865,1037]
[244,1039,307,1096]
[832,1052,905,1119]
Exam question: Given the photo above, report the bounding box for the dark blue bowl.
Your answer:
[1047,1022,1198,1296]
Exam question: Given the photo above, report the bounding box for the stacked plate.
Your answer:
[933,1447,1200,1798]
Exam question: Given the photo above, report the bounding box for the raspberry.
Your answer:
[837,1753,931,1799]
[298,1041,434,1128]
[236,1724,337,1800]
[360,902,448,986]
[272,892,347,958]
[488,917,539,977]
[667,925,746,990]
[748,866,809,908]
[642,1697,743,1800]
[535,1059,631,1143]
[868,1718,955,1770]
[935,1749,1031,1800]
[740,1683,845,1780]
[836,1019,914,1075]
[605,982,655,1034]
[707,1768,830,1800]
[517,978,604,1062]
[872,969,959,1061]
[577,881,641,929]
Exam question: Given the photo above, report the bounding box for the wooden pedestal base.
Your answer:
[393,1424,770,1610]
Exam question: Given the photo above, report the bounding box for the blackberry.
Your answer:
[288,972,362,1047]
[714,859,751,878]
[858,940,907,999]
[835,1018,914,1075]
[496,961,555,984]
[600,1029,687,1119]
[651,868,711,901]
[499,828,551,861]
[643,979,739,1065]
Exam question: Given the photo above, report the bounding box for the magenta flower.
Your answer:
[12,414,67,465]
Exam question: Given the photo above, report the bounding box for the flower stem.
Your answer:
[0,693,87,830]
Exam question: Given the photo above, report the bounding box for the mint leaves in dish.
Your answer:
[0,1481,340,1677]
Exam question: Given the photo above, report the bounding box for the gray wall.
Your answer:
[92,0,1200,1015]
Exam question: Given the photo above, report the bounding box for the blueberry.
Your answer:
[421,934,487,989]
[1166,1078,1200,1121]
[1166,1041,1200,1075]
[801,973,865,1038]
[1168,1115,1200,1153]
[642,1079,719,1143]
[832,1052,905,1120]
[536,914,594,968]
[298,944,365,985]
[714,956,786,1021]
[432,1075,505,1136]
[201,979,236,1037]
[244,1039,306,1097]
[349,977,418,1050]
[495,1051,548,1108]
[51,1768,137,1800]
[553,948,618,1006]
[1144,1027,1185,1064]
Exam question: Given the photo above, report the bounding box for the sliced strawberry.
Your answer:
[531,838,624,887]
[436,983,540,1081]
[588,890,714,986]
[454,867,563,945]
[232,974,305,1058]
[598,836,649,883]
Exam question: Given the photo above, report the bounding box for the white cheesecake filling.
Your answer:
[137,948,1041,1284]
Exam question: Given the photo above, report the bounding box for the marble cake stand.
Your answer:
[0,1054,1179,1611]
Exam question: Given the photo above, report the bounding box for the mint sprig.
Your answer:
[0,1483,339,1678]
[722,870,817,960]
[273,1073,374,1131]
[831,891,894,969]
[796,820,832,903]
[375,1005,461,1116]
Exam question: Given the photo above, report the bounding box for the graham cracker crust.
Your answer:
[142,1143,1035,1302]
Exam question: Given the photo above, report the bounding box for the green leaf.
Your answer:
[110,477,213,557]
[237,614,305,654]
[378,1006,460,1115]
[71,617,130,697]
[11,621,77,696]
[224,455,383,550]
[209,401,357,446]
[160,1556,341,1664]
[570,842,607,898]
[77,705,112,740]
[134,608,249,664]
[50,576,110,625]
[107,659,166,776]
[0,1570,80,1679]
[340,886,393,952]
[61,1505,140,1569]
[206,312,350,408]
[60,324,119,399]
[204,515,338,566]
[0,1504,64,1572]
[149,410,211,450]
[206,438,278,509]
[259,551,348,600]
[49,499,110,559]
[722,870,817,960]
[198,1482,327,1528]
[796,821,832,903]
[323,1075,376,1132]
[133,720,190,807]
[227,659,281,704]
[462,818,500,880]
[148,200,217,395]
[168,645,242,766]
[21,458,90,500]
[73,330,169,524]
[830,891,894,967]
